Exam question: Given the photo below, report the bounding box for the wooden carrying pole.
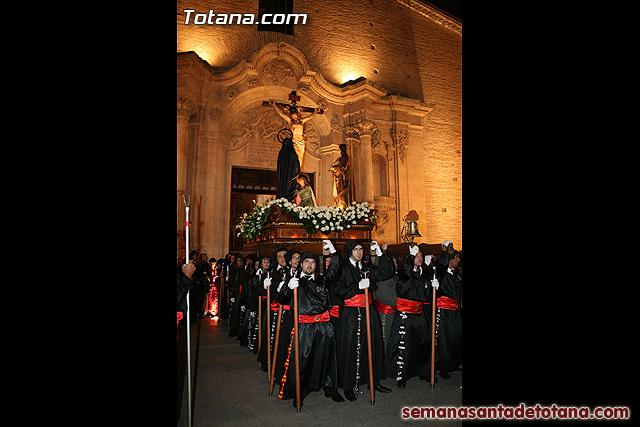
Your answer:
[364,287,375,405]
[269,304,283,396]
[258,282,262,369]
[293,285,301,412]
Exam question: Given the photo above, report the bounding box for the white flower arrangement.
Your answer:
[236,198,375,240]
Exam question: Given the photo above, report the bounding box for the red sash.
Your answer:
[395,297,423,314]
[270,300,290,311]
[437,296,459,310]
[343,292,373,307]
[298,311,331,323]
[374,299,396,314]
[329,306,340,317]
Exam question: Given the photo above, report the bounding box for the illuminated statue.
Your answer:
[329,143,352,209]
[266,90,323,168]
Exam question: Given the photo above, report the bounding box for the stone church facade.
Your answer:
[177,0,461,258]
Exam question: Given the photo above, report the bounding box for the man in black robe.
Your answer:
[385,244,437,388]
[277,244,344,407]
[276,137,300,202]
[334,239,395,401]
[434,250,462,379]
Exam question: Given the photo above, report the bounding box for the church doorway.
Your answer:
[229,166,316,252]
[229,167,277,252]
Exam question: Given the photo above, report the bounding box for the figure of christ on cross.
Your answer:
[264,90,324,168]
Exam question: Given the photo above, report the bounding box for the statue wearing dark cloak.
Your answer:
[276,137,301,202]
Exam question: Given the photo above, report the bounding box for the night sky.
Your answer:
[425,0,462,21]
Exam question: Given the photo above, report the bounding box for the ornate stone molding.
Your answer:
[177,96,196,116]
[392,129,409,163]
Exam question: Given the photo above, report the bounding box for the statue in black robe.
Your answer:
[276,136,300,202]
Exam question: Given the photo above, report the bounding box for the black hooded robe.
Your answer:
[334,240,395,392]
[385,255,434,382]
[275,252,341,403]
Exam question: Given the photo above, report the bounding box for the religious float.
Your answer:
[236,198,375,257]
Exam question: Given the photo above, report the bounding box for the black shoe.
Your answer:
[370,381,392,393]
[344,389,357,401]
[324,388,345,402]
[397,379,407,388]
[439,371,450,379]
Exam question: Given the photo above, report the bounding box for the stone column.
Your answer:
[356,120,376,205]
[177,96,196,195]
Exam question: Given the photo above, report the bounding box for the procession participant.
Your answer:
[246,256,272,354]
[325,255,342,336]
[385,245,437,388]
[276,244,344,407]
[434,250,462,379]
[334,239,395,401]
[373,255,399,350]
[229,255,253,337]
[270,250,301,385]
[258,251,301,371]
[437,240,454,266]
[238,259,260,348]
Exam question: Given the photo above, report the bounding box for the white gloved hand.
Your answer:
[256,268,262,276]
[230,297,235,303]
[409,244,420,256]
[263,277,272,289]
[358,277,370,289]
[431,277,440,290]
[370,240,383,257]
[323,239,336,254]
[424,255,432,265]
[288,277,299,290]
[277,280,285,292]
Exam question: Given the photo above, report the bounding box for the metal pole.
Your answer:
[183,195,193,427]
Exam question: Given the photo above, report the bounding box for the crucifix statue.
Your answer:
[263,90,324,168]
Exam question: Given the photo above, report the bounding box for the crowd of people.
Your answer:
[176,236,462,408]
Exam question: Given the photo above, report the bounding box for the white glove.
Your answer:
[288,277,299,290]
[277,280,285,292]
[240,306,246,312]
[424,255,432,265]
[409,244,419,256]
[431,277,440,290]
[263,277,272,289]
[323,239,336,254]
[358,277,370,289]
[370,240,383,257]
[256,268,262,276]
[230,297,235,303]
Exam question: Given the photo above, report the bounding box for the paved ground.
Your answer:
[177,318,461,426]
